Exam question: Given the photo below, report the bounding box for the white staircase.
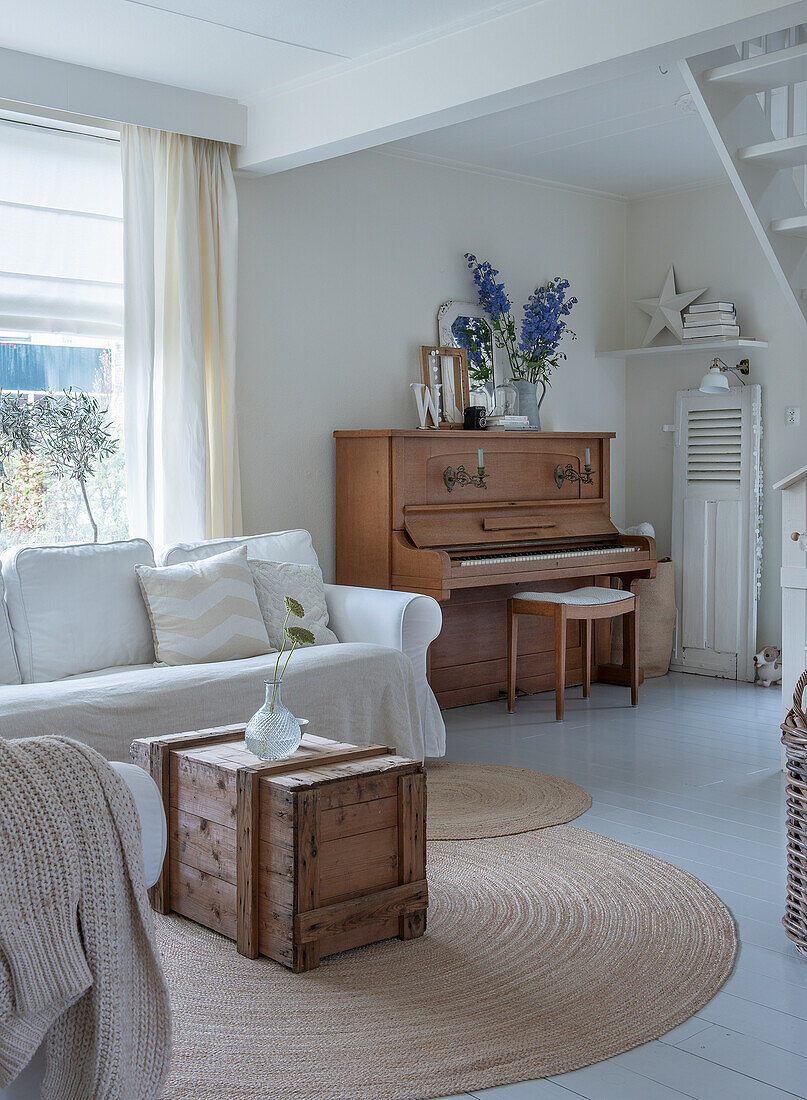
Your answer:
[680,29,807,334]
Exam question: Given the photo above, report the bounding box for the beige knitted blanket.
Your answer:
[0,736,171,1098]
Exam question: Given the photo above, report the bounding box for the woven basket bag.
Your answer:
[782,669,807,956]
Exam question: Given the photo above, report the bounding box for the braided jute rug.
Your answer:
[156,828,736,1100]
[427,761,591,839]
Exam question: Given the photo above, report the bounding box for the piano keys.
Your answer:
[457,545,641,567]
[334,429,657,709]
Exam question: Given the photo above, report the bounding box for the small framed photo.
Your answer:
[419,345,469,429]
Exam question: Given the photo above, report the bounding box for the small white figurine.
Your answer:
[753,646,782,688]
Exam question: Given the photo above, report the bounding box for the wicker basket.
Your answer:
[610,558,675,677]
[781,669,807,956]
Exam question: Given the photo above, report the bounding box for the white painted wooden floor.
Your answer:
[436,672,807,1100]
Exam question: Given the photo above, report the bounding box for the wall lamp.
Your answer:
[699,357,750,394]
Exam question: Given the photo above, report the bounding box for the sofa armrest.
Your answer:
[324,583,441,651]
[324,584,445,758]
[110,762,167,890]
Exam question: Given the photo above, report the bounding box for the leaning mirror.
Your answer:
[437,300,503,412]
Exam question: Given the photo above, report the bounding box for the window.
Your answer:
[0,117,125,549]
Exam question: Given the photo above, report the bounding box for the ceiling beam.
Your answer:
[238,0,807,174]
[0,46,246,145]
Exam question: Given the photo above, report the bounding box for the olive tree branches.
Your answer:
[0,389,119,543]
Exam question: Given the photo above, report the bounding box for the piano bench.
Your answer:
[507,587,638,720]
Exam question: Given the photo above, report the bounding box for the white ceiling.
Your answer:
[0,0,533,100]
[385,66,726,199]
[0,1,728,197]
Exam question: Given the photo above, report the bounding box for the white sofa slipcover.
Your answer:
[0,531,446,760]
[325,583,444,759]
[0,760,166,1100]
[159,530,445,757]
[0,644,424,760]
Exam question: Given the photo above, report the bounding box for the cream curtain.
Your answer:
[121,125,241,547]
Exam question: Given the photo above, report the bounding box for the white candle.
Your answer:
[478,448,484,468]
[584,447,591,467]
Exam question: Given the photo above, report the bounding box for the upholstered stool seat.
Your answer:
[512,587,634,607]
[508,586,639,720]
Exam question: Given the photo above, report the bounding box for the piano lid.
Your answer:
[403,506,617,549]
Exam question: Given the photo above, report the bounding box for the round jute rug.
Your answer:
[427,761,591,839]
[156,828,736,1100]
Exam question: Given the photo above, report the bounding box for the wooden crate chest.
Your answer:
[131,725,427,971]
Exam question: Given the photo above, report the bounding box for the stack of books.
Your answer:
[487,414,532,431]
[682,302,739,340]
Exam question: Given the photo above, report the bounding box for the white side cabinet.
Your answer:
[775,464,807,724]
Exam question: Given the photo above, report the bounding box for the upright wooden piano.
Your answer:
[334,430,656,708]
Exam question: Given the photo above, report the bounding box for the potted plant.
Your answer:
[464,254,578,428]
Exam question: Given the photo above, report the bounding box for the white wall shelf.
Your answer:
[596,338,767,360]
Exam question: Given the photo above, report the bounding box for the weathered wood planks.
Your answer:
[132,726,428,971]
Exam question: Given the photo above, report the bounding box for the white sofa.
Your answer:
[0,529,445,761]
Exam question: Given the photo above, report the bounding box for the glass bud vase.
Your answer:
[245,680,303,761]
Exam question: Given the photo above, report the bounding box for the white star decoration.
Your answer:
[634,266,706,346]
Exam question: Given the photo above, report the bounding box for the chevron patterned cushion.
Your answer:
[135,546,273,666]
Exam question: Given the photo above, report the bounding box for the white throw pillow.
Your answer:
[136,546,273,666]
[249,559,339,651]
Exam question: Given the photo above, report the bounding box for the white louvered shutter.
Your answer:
[671,385,761,682]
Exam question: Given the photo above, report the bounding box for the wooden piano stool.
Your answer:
[508,587,638,720]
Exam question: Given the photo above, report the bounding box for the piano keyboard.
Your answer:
[458,545,641,567]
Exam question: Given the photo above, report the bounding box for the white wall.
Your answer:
[236,150,628,579]
[235,149,806,645]
[624,182,807,646]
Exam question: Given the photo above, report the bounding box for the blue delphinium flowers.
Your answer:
[464,254,577,385]
[465,254,511,321]
[520,278,578,372]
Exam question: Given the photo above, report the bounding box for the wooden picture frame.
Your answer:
[419,345,469,430]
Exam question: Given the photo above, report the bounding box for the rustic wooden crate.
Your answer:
[131,725,427,971]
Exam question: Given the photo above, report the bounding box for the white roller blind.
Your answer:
[0,120,122,338]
